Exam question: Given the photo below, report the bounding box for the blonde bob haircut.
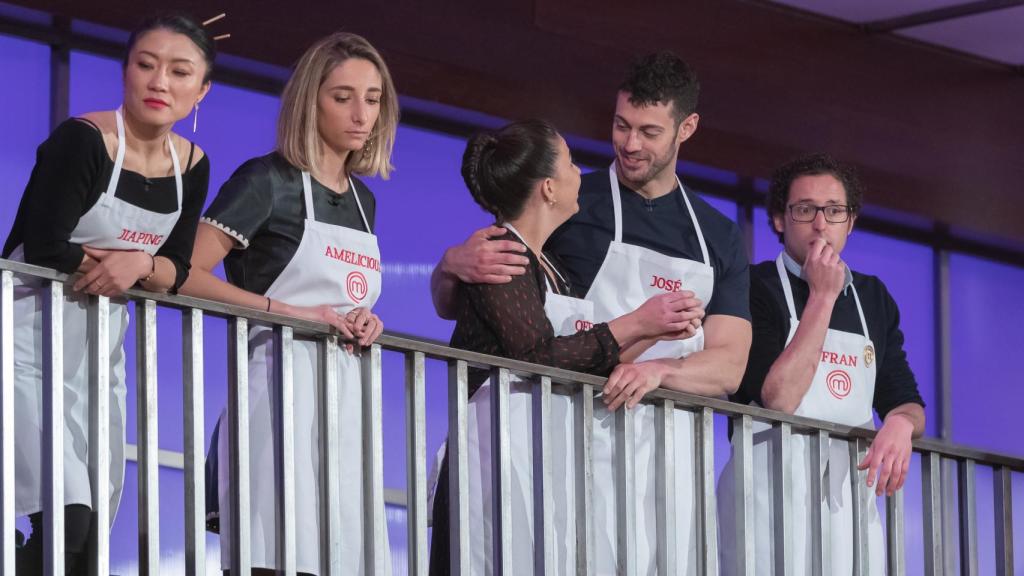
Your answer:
[277,32,398,179]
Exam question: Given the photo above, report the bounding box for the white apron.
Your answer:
[585,165,714,574]
[461,222,594,575]
[718,253,883,575]
[217,172,389,575]
[12,108,183,518]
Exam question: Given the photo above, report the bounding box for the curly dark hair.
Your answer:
[619,51,700,124]
[767,153,864,242]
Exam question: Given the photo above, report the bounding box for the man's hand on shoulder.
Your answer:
[442,225,530,284]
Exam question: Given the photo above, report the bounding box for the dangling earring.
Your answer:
[362,134,374,159]
[192,102,200,133]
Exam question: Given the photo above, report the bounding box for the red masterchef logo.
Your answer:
[346,271,368,303]
[826,369,852,399]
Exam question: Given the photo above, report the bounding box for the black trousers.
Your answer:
[428,454,451,576]
[17,504,92,576]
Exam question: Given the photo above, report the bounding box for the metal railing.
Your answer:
[1,257,1021,575]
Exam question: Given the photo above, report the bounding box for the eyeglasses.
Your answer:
[788,203,852,223]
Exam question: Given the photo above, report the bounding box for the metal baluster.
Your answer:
[886,488,905,575]
[405,351,428,576]
[772,422,792,576]
[922,451,944,576]
[532,375,554,574]
[87,294,110,576]
[362,344,386,574]
[1,271,15,575]
[696,407,718,574]
[136,299,160,575]
[733,415,755,576]
[43,281,64,576]
[574,383,595,574]
[448,360,470,574]
[490,367,513,574]
[318,336,340,576]
[615,399,636,575]
[993,466,1014,576]
[275,325,296,576]
[182,308,205,576]
[958,459,978,576]
[655,399,676,576]
[809,430,831,576]
[229,316,252,575]
[849,437,869,576]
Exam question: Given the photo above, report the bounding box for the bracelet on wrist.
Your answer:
[141,253,157,283]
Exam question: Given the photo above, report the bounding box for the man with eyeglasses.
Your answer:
[718,153,925,575]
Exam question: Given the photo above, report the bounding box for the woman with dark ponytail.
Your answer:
[429,120,705,574]
[3,13,214,574]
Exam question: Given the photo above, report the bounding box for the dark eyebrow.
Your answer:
[327,85,383,93]
[138,50,196,65]
[613,115,663,132]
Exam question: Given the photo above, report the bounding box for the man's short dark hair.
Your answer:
[767,153,864,242]
[619,51,700,124]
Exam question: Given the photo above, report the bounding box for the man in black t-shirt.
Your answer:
[720,153,925,575]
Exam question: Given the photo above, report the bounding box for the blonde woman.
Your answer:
[180,32,397,575]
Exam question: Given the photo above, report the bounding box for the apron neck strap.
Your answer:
[776,253,799,320]
[301,171,372,233]
[776,252,871,340]
[108,108,182,205]
[502,221,567,293]
[607,163,710,264]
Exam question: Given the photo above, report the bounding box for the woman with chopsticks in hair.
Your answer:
[2,13,215,574]
[180,32,396,575]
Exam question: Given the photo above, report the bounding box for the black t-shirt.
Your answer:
[201,152,376,295]
[2,119,210,291]
[546,170,751,320]
[734,260,925,420]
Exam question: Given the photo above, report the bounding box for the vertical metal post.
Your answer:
[0,271,15,576]
[182,308,206,576]
[136,299,160,576]
[696,407,718,574]
[922,452,944,576]
[886,488,905,575]
[87,295,110,576]
[490,367,513,574]
[229,316,252,575]
[772,422,792,576]
[733,415,755,576]
[849,437,869,576]
[957,459,978,576]
[993,466,1014,576]
[574,383,595,574]
[42,281,64,576]
[318,336,340,576]
[531,376,554,574]
[362,344,386,574]
[615,400,636,576]
[448,360,470,574]
[809,430,831,576]
[275,325,296,576]
[405,352,428,576]
[655,399,676,576]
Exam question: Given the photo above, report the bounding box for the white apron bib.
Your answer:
[718,253,883,575]
[585,164,714,574]
[217,172,389,575]
[12,108,182,518]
